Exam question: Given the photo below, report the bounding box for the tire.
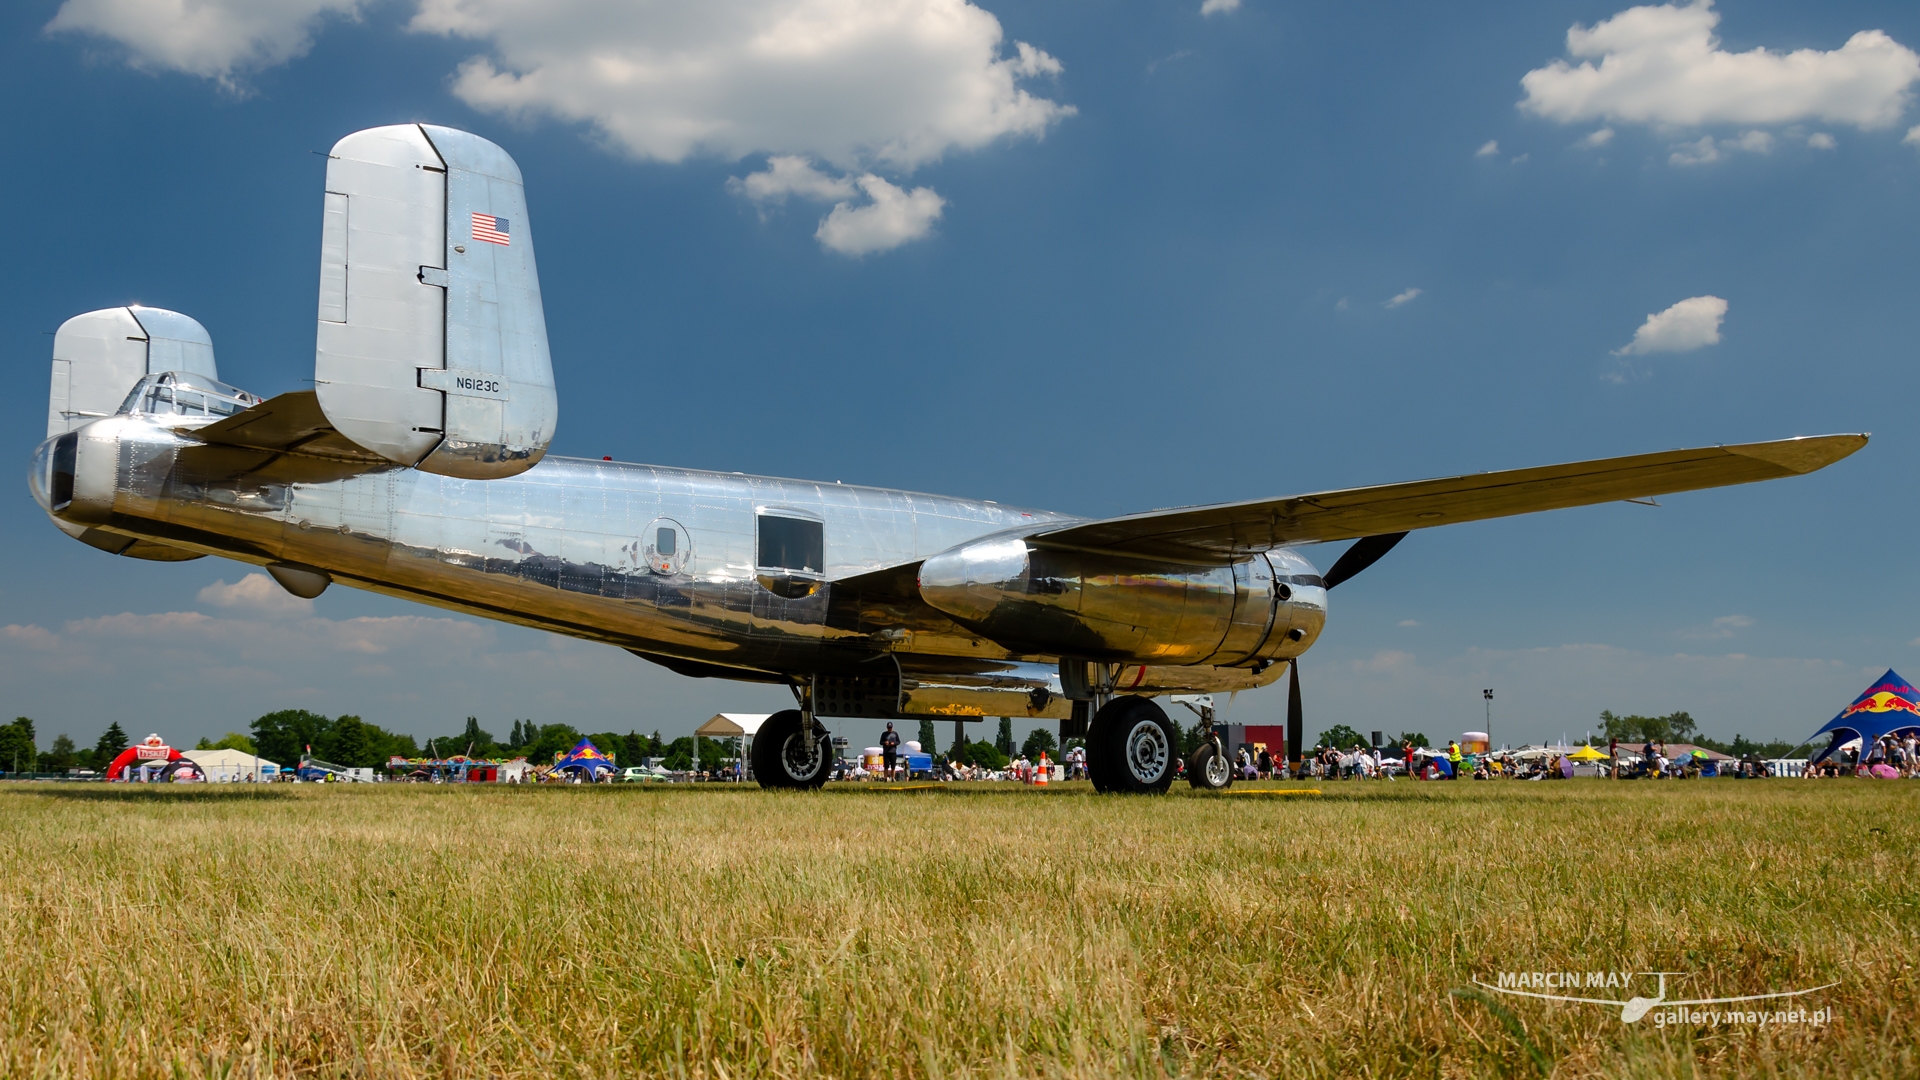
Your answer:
[1088,696,1179,794]
[1187,741,1234,790]
[751,710,832,789]
[1085,704,1117,793]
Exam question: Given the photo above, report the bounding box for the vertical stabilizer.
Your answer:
[314,123,557,480]
[48,306,217,438]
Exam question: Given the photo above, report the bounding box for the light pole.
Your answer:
[1483,688,1493,750]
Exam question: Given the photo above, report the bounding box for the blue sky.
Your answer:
[4,0,1918,755]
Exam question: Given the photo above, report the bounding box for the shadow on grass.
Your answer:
[16,785,294,803]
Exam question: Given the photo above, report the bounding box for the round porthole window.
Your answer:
[642,518,690,575]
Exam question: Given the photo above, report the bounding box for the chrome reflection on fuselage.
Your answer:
[33,406,1322,696]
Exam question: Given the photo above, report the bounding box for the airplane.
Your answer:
[28,123,1865,793]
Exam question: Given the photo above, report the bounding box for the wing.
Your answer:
[175,390,395,485]
[1031,434,1866,561]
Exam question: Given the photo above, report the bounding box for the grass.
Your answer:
[0,778,1915,1079]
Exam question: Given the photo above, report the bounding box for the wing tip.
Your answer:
[1725,433,1868,474]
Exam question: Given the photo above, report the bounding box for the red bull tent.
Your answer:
[552,738,617,778]
[1805,669,1920,764]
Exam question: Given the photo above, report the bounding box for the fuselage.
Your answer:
[32,409,1324,700]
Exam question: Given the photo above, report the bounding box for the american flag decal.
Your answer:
[471,212,510,246]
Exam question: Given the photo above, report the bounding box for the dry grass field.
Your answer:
[0,778,1914,1079]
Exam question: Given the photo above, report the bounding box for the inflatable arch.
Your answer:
[104,733,203,781]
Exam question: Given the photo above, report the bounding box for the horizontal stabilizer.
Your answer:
[1033,434,1868,561]
[182,390,393,484]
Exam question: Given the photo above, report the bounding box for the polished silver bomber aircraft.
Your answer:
[29,124,1865,793]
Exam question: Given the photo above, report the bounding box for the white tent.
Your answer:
[186,748,282,782]
[695,714,769,781]
[695,714,768,738]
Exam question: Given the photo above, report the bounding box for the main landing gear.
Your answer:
[752,679,832,789]
[1085,696,1181,794]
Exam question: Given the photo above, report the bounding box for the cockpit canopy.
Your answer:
[118,371,259,421]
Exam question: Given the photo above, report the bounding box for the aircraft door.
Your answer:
[750,507,828,651]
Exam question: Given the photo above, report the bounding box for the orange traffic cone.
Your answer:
[1034,752,1050,786]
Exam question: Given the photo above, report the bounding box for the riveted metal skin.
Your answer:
[28,401,1306,711]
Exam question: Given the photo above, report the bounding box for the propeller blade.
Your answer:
[1287,660,1303,769]
[1322,531,1408,589]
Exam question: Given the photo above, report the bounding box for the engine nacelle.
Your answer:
[917,534,1324,665]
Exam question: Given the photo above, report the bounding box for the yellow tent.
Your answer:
[1567,744,1608,761]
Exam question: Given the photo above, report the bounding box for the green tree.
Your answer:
[585,733,626,764]
[995,716,1014,756]
[1395,731,1430,749]
[0,718,36,775]
[647,731,665,757]
[92,722,129,767]
[1020,726,1057,760]
[917,718,938,757]
[1315,724,1366,751]
[329,716,374,769]
[663,736,728,771]
[251,709,331,765]
[619,731,646,767]
[526,723,583,765]
[196,732,257,754]
[959,740,1008,770]
[43,734,77,773]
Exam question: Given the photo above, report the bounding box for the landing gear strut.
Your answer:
[1176,696,1233,791]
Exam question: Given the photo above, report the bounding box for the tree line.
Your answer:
[0,713,742,776]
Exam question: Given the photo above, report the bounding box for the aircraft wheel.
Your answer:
[751,710,832,790]
[1089,696,1178,794]
[1085,705,1117,792]
[1187,742,1234,790]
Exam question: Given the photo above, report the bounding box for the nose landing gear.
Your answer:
[1176,695,1233,791]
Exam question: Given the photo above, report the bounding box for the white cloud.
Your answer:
[1200,0,1241,15]
[729,155,858,205]
[1383,287,1422,309]
[198,573,314,619]
[1667,130,1771,165]
[1578,126,1616,147]
[815,174,945,255]
[1146,49,1192,74]
[1905,125,1920,145]
[1510,152,1530,163]
[731,157,946,253]
[1476,139,1500,157]
[1613,295,1728,355]
[1668,135,1720,165]
[1519,1,1920,130]
[1679,613,1754,640]
[412,0,1074,171]
[1808,131,1837,149]
[1398,619,1420,628]
[46,0,363,86]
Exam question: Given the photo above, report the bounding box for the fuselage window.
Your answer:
[656,527,676,556]
[757,516,823,575]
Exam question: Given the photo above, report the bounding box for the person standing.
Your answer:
[1402,740,1415,780]
[880,722,901,782]
[1447,739,1462,780]
[1609,736,1619,780]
